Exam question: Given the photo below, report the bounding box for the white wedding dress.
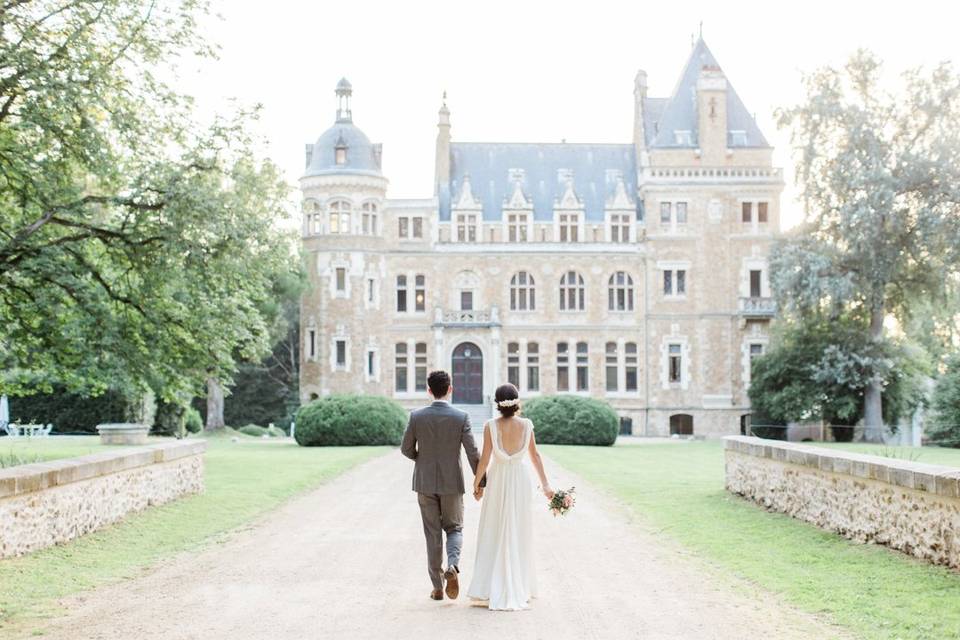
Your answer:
[467,417,537,611]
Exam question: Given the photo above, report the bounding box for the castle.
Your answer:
[299,38,783,437]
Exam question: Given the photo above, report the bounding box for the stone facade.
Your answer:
[0,441,206,558]
[725,436,960,569]
[300,39,782,437]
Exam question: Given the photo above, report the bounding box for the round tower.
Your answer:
[299,79,389,402]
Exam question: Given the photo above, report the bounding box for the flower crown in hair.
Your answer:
[496,398,519,408]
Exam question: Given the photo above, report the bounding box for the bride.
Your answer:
[467,383,554,611]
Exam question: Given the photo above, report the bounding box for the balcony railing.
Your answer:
[432,307,501,327]
[738,297,776,318]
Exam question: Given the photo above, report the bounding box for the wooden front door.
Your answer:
[452,342,483,404]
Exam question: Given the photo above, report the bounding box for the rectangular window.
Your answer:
[414,275,425,312]
[412,217,423,238]
[625,343,638,391]
[750,270,762,298]
[742,202,753,223]
[335,340,346,367]
[460,290,473,311]
[663,270,673,295]
[676,270,686,295]
[395,344,408,392]
[675,202,688,224]
[758,202,768,223]
[576,342,589,391]
[367,350,375,378]
[398,217,409,238]
[457,214,477,243]
[610,214,630,243]
[557,342,569,392]
[308,328,316,359]
[660,202,671,224]
[559,214,578,242]
[508,214,528,242]
[362,213,371,235]
[414,343,427,391]
[669,344,682,383]
[335,267,346,292]
[527,342,540,392]
[507,342,520,388]
[750,343,764,363]
[396,275,407,312]
[367,278,375,303]
[605,342,618,392]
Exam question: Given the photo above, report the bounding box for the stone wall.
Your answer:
[0,440,206,558]
[724,436,960,569]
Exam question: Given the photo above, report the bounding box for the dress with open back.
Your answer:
[467,417,537,611]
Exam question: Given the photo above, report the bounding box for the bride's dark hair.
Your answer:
[494,383,520,418]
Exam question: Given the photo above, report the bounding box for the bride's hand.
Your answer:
[543,487,555,500]
[473,486,483,501]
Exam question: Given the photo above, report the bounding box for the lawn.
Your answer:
[0,435,388,633]
[543,441,960,640]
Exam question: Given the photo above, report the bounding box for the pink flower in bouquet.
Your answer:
[563,495,573,508]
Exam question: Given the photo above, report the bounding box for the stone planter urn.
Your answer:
[96,422,150,445]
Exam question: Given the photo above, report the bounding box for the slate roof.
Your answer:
[439,38,768,222]
[440,142,638,222]
[646,38,768,149]
[304,121,383,178]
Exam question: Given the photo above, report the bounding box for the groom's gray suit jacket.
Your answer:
[401,401,482,495]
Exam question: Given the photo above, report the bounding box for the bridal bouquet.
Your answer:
[548,487,576,516]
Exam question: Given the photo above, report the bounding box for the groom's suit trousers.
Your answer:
[417,492,464,590]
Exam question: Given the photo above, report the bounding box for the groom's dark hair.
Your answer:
[427,370,451,398]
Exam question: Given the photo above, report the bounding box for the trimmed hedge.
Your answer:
[523,396,618,446]
[9,388,128,434]
[294,394,407,446]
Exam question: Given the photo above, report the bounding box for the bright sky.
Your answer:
[179,0,960,230]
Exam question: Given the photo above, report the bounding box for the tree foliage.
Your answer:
[0,0,299,404]
[774,51,960,428]
[749,316,929,431]
[928,353,960,447]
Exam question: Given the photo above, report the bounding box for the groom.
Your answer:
[401,370,484,601]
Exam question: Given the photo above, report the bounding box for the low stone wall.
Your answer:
[0,440,206,558]
[724,436,960,569]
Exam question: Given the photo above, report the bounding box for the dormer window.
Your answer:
[674,130,693,146]
[729,130,748,146]
[335,146,347,165]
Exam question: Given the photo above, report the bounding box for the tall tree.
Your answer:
[0,0,299,416]
[774,51,960,433]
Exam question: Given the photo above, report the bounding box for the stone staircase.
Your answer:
[453,402,494,436]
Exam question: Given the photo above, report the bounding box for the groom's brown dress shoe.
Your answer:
[430,589,443,601]
[443,567,459,600]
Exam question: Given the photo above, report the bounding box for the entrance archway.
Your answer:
[451,342,483,404]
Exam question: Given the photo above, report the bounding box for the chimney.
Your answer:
[696,65,727,162]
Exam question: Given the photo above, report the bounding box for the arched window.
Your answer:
[328,200,351,234]
[362,202,378,235]
[559,271,585,311]
[608,271,634,311]
[510,271,536,311]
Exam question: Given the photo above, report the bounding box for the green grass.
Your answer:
[543,441,960,640]
[0,436,387,633]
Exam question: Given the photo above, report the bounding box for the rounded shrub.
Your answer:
[522,396,618,446]
[294,394,407,446]
[184,407,203,434]
[237,424,269,437]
